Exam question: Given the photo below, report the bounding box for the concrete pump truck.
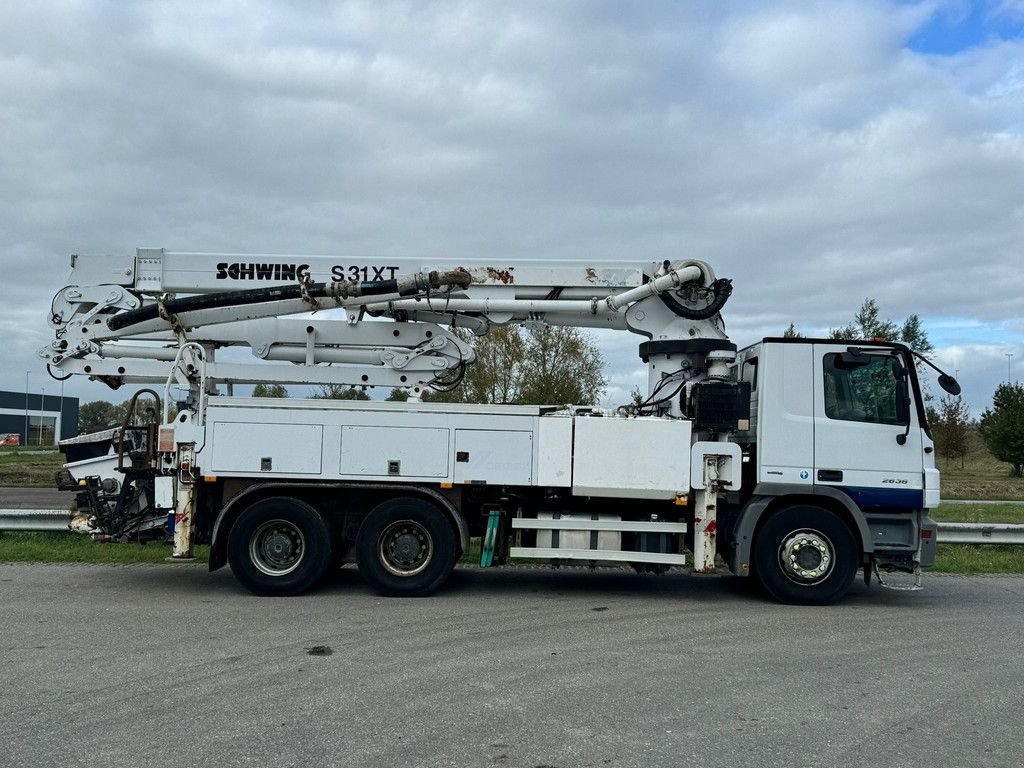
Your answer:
[41,249,959,604]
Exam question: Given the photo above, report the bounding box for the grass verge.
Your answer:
[2,505,1021,574]
[0,531,209,564]
[928,503,1024,574]
[0,448,65,488]
[932,503,1024,524]
[937,448,1024,500]
[932,545,1024,574]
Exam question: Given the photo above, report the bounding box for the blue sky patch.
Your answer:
[926,316,1022,347]
[907,2,1024,55]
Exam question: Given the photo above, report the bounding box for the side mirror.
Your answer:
[938,374,961,396]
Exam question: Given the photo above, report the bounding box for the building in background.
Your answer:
[0,390,79,446]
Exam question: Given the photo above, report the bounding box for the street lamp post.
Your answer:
[39,386,48,446]
[23,371,29,447]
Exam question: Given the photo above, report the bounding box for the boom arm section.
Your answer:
[41,248,736,409]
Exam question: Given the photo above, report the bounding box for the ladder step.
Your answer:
[511,519,687,533]
[509,547,686,565]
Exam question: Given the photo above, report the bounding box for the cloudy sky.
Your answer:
[1,0,1022,414]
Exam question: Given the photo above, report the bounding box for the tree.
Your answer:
[313,384,370,400]
[385,389,410,402]
[454,325,527,404]
[783,323,802,338]
[830,298,932,356]
[831,298,897,342]
[426,325,605,405]
[629,385,646,407]
[978,382,1024,477]
[252,383,288,398]
[898,313,934,357]
[932,395,971,469]
[79,400,128,433]
[79,396,168,434]
[517,326,604,405]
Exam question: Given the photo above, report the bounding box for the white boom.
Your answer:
[41,248,735,415]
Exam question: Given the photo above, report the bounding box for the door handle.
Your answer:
[817,469,843,482]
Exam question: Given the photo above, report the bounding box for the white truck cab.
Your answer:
[730,338,939,595]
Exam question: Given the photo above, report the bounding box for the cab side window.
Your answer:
[823,353,906,426]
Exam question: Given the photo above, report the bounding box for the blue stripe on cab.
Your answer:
[834,486,923,511]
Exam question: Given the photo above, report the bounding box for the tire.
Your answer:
[355,497,456,597]
[227,496,332,596]
[752,504,859,606]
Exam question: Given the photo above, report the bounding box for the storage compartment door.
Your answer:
[454,430,533,486]
[341,426,449,478]
[572,417,691,499]
[210,423,323,475]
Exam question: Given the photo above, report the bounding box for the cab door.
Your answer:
[812,344,924,510]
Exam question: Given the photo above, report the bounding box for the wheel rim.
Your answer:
[249,519,306,577]
[778,528,835,585]
[378,519,433,577]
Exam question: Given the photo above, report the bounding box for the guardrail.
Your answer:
[0,509,72,531]
[2,510,1022,545]
[936,522,1024,545]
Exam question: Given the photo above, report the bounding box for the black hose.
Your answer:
[108,280,392,331]
[106,270,469,332]
[47,364,73,382]
[660,278,733,320]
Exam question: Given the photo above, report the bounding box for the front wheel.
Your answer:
[752,505,859,605]
[227,497,332,596]
[356,497,456,597]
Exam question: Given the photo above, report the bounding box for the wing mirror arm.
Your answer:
[907,349,961,396]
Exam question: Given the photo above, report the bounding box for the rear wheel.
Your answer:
[356,497,456,597]
[228,497,332,596]
[753,504,858,605]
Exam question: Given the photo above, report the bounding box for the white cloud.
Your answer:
[0,1,1021,415]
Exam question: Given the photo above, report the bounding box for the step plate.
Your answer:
[509,547,686,565]
[511,519,687,533]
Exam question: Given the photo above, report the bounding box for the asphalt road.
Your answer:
[2,564,1023,768]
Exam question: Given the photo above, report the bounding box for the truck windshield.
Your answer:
[823,353,908,426]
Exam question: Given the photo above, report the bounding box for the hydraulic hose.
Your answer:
[659,277,733,321]
[107,269,471,331]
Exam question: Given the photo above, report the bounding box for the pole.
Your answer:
[23,371,29,447]
[39,386,47,445]
[1007,353,1014,383]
